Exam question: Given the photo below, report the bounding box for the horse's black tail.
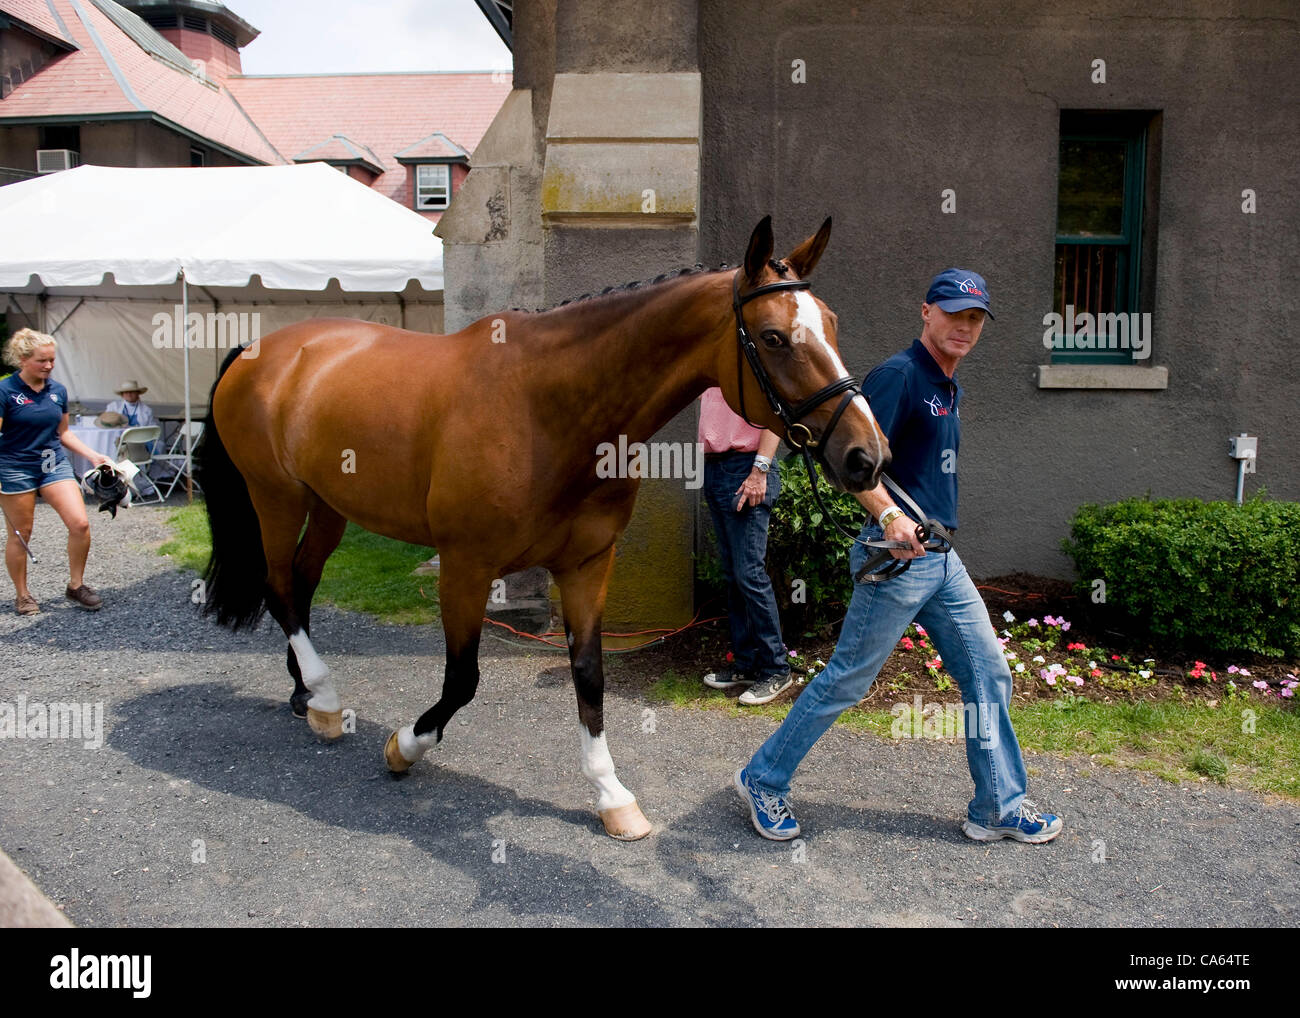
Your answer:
[195,346,267,630]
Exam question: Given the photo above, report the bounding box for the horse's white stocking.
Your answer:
[289,630,343,738]
[580,727,651,840]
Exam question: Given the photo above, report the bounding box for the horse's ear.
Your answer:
[743,215,775,283]
[785,216,832,278]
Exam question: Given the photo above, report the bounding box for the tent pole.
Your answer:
[182,271,193,503]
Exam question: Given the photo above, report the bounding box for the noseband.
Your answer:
[732,270,860,454]
[731,269,954,582]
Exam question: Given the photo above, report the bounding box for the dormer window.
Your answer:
[415,165,450,210]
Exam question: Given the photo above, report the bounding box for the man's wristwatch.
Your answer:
[878,505,905,529]
[752,455,772,474]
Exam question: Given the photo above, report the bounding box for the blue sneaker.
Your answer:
[734,767,801,840]
[962,800,1063,844]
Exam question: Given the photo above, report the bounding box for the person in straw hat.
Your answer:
[0,329,112,615]
[106,379,156,430]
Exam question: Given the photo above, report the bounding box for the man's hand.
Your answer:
[884,515,926,559]
[735,468,767,510]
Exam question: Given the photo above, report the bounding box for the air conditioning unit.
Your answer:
[36,149,81,173]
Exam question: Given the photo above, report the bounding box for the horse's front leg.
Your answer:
[384,555,492,771]
[555,546,652,841]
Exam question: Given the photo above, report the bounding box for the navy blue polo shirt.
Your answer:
[862,339,962,530]
[0,372,70,466]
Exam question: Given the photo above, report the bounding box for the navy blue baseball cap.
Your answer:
[925,268,994,319]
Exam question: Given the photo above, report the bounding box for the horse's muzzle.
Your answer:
[839,445,887,493]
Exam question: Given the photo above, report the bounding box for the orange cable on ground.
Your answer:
[481,609,727,652]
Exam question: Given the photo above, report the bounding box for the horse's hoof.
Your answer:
[307,707,344,740]
[384,730,414,773]
[599,801,652,841]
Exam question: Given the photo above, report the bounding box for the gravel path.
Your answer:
[1,499,1297,927]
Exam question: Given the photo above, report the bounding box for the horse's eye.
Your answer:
[760,330,786,349]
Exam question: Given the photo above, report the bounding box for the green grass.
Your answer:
[159,502,440,625]
[647,671,1300,800]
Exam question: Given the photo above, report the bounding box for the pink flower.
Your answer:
[789,650,798,658]
[1067,642,1087,652]
[1252,680,1268,690]
[925,657,942,669]
[1067,675,1083,686]
[1046,675,1057,686]
[1027,618,1039,627]
[1061,621,1071,632]
[1043,615,1057,626]
[899,637,915,650]
[1090,668,1103,678]
[1228,665,1239,674]
[1239,669,1251,677]
[914,625,927,636]
[1283,688,1295,699]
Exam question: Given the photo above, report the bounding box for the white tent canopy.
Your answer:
[0,163,444,494]
[0,162,443,291]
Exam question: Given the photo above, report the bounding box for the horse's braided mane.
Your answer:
[506,258,792,313]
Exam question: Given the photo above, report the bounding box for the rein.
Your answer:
[730,269,954,583]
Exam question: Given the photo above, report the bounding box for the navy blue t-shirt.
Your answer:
[862,339,962,530]
[0,373,70,466]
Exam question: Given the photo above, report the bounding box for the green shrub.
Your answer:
[765,454,869,629]
[1062,494,1300,658]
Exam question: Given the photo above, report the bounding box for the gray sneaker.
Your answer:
[703,665,752,690]
[738,671,794,705]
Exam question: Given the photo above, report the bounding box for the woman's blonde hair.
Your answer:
[3,328,57,368]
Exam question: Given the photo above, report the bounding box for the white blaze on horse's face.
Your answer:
[789,290,887,472]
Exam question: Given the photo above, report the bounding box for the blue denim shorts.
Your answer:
[0,455,77,495]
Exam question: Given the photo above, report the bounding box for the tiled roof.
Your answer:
[394,131,470,162]
[0,0,76,48]
[0,0,283,164]
[224,71,511,207]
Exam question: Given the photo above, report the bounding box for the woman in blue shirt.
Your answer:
[0,329,112,615]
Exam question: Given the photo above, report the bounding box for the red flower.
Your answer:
[1111,654,1121,661]
[725,652,734,663]
[899,637,914,650]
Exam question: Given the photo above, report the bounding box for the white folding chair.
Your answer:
[114,425,163,504]
[151,421,204,500]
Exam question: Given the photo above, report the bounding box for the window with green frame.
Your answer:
[1051,112,1152,364]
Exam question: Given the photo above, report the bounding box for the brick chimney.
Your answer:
[116,1,259,79]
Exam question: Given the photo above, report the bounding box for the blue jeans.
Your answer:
[704,453,786,678]
[747,523,1028,825]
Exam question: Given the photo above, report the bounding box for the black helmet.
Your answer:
[82,464,129,518]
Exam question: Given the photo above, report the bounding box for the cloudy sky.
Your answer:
[230,0,512,75]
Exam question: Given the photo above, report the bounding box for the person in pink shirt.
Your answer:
[699,387,792,705]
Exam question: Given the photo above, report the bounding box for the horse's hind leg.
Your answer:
[385,555,493,771]
[252,487,345,740]
[285,503,348,718]
[555,546,651,841]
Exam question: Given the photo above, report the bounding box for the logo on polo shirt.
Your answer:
[52,393,61,403]
[12,393,32,407]
[924,394,952,417]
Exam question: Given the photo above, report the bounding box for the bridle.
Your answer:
[732,270,859,454]
[730,268,954,582]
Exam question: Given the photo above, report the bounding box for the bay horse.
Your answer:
[196,217,889,840]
